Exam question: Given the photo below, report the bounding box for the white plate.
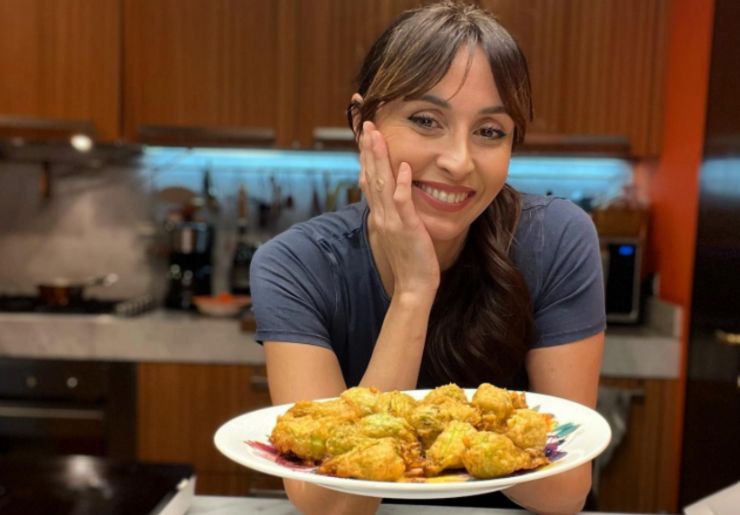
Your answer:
[214,389,611,499]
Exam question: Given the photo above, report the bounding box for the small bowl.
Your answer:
[193,293,251,317]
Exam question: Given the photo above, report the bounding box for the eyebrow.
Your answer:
[416,94,507,115]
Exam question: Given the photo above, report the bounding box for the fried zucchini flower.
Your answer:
[341,386,380,416]
[422,383,469,405]
[374,390,418,420]
[424,420,478,476]
[462,431,549,479]
[318,437,408,481]
[270,415,350,463]
[505,408,550,450]
[409,399,481,449]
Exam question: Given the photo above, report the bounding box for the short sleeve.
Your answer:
[532,200,606,347]
[249,227,336,349]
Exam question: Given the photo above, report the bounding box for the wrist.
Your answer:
[392,288,437,309]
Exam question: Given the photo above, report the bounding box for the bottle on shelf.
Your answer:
[229,184,258,296]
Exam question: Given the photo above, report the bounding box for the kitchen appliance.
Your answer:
[0,455,194,515]
[0,358,136,461]
[600,236,643,324]
[0,294,156,317]
[164,221,214,310]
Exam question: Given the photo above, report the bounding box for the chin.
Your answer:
[420,215,471,244]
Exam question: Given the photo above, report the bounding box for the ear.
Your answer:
[348,93,364,139]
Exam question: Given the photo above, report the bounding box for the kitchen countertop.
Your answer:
[0,300,681,378]
[185,496,640,514]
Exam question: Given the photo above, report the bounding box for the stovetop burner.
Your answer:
[0,295,157,317]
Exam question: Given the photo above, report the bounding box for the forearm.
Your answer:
[503,462,591,515]
[359,291,435,391]
[284,478,380,515]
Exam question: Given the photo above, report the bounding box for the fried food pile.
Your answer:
[269,383,551,481]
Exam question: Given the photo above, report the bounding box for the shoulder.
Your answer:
[518,193,596,241]
[253,202,367,266]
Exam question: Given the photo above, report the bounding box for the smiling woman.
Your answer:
[249,2,605,514]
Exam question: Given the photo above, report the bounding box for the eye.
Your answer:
[408,114,440,130]
[475,125,507,140]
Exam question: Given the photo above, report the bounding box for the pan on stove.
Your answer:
[37,273,119,307]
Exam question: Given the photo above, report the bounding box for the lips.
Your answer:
[412,180,475,212]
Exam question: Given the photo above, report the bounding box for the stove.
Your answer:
[0,295,157,317]
[0,455,194,515]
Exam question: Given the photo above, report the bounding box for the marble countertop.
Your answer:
[0,300,681,378]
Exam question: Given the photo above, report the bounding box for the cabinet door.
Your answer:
[478,0,669,156]
[123,0,294,146]
[137,362,280,496]
[596,377,680,513]
[0,0,121,140]
[291,0,422,148]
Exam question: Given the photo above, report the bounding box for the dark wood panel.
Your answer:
[291,0,424,148]
[137,363,272,476]
[479,0,669,156]
[597,377,680,513]
[123,0,294,145]
[0,0,121,140]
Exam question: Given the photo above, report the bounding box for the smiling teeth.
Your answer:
[418,184,469,204]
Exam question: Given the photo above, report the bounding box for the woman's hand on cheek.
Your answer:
[359,121,440,297]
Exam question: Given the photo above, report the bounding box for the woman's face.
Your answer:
[370,45,515,245]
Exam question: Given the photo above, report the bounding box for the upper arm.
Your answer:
[526,331,604,408]
[264,341,348,405]
[532,200,606,347]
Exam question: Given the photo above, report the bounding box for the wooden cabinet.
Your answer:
[479,0,669,156]
[122,0,294,146]
[0,0,669,154]
[290,0,422,148]
[0,0,121,140]
[595,377,680,513]
[136,362,283,496]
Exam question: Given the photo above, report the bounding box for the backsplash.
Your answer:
[0,147,632,300]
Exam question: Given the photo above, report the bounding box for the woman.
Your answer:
[250,2,605,514]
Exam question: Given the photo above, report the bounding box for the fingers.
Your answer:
[392,161,417,226]
[359,121,419,229]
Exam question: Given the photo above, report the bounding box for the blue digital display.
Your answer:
[618,245,635,256]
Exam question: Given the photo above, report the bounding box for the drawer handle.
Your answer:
[0,405,104,420]
[250,374,269,392]
[715,330,740,346]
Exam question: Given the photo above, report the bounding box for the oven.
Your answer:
[0,358,137,460]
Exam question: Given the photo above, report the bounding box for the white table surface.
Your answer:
[186,495,640,515]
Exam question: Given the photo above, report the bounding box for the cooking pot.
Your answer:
[37,273,119,307]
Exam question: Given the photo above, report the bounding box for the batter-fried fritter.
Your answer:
[341,386,380,416]
[505,408,550,451]
[318,437,408,481]
[285,398,360,421]
[422,383,468,405]
[472,383,514,431]
[268,384,552,481]
[374,390,418,420]
[424,420,478,476]
[409,399,481,449]
[462,431,549,479]
[270,415,351,463]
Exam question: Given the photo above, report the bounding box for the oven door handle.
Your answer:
[0,405,104,420]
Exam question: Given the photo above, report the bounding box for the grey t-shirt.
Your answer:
[250,193,605,388]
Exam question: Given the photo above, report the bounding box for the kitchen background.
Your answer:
[1,0,737,513]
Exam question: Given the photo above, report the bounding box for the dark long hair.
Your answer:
[348,1,535,387]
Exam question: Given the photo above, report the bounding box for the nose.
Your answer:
[435,131,474,179]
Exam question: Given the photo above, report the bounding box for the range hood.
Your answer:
[137,124,276,148]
